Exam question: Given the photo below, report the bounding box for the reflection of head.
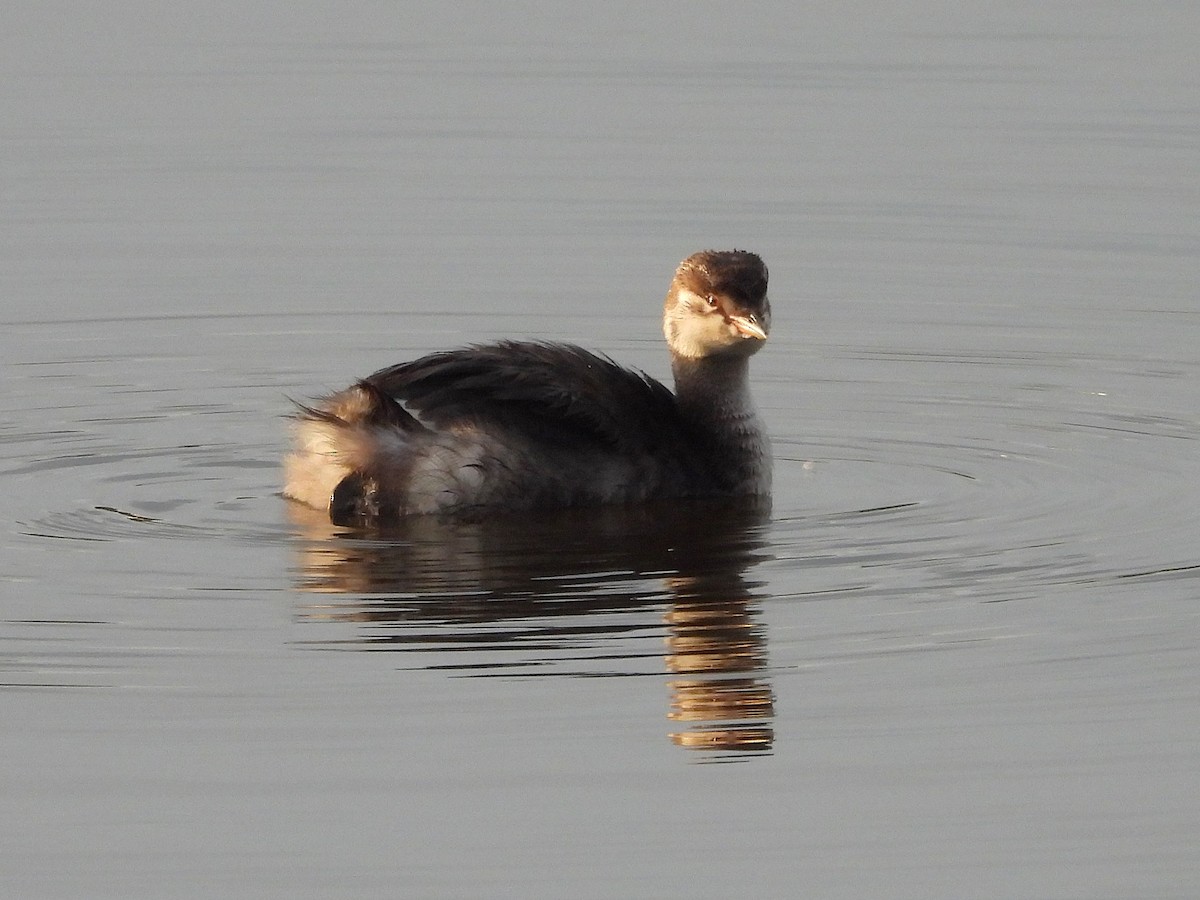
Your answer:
[665,595,775,757]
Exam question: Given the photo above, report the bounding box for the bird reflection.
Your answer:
[287,497,775,759]
[664,589,775,754]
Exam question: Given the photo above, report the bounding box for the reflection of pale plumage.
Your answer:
[283,250,773,525]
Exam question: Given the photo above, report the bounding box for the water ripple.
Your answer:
[4,313,1198,727]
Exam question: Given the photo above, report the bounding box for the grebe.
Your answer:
[283,249,772,525]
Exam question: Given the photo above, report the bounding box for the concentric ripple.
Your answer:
[760,335,1200,606]
[5,312,1198,705]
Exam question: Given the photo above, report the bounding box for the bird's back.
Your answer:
[285,342,719,522]
[369,341,696,456]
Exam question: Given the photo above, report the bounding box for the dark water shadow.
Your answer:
[288,498,777,760]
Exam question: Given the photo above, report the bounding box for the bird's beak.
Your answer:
[730,315,768,341]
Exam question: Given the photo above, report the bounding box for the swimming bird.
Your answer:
[283,249,772,525]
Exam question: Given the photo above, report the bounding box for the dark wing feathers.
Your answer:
[365,341,690,456]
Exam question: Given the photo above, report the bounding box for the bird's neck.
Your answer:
[671,354,771,494]
[671,354,753,419]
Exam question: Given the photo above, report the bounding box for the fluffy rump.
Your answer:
[282,382,424,513]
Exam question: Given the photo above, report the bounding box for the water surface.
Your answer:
[3,3,1199,898]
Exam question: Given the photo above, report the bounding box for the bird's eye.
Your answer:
[705,294,717,307]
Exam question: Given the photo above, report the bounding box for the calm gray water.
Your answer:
[4,2,1198,898]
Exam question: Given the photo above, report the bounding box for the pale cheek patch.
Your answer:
[665,291,739,359]
[665,290,716,359]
